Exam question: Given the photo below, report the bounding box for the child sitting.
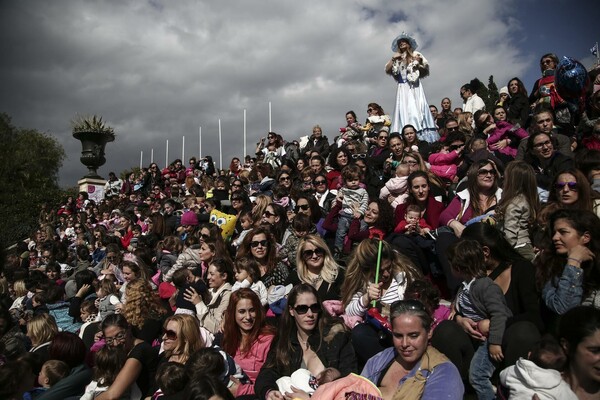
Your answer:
[82,346,140,400]
[95,279,122,321]
[448,240,512,400]
[152,362,189,400]
[499,335,577,399]
[163,235,202,283]
[38,360,70,390]
[172,267,208,315]
[393,204,432,236]
[232,210,254,249]
[379,162,410,208]
[280,213,312,271]
[232,257,268,306]
[334,165,368,256]
[428,141,464,183]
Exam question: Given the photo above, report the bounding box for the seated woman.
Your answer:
[559,306,600,399]
[475,108,528,164]
[540,168,600,222]
[236,227,289,289]
[121,278,166,344]
[535,209,600,322]
[159,314,205,365]
[323,198,394,255]
[286,235,345,301]
[221,289,276,398]
[255,283,357,400]
[93,314,159,400]
[184,258,234,335]
[341,239,422,367]
[361,300,464,400]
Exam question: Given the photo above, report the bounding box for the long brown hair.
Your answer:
[466,160,499,217]
[221,289,275,357]
[496,161,540,223]
[237,227,278,273]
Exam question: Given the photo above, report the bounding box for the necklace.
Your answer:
[309,273,323,286]
[297,334,309,349]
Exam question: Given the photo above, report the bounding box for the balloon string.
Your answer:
[372,239,383,308]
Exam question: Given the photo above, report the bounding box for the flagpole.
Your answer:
[243,109,247,159]
[269,101,272,132]
[165,139,169,168]
[218,119,223,171]
[140,151,143,169]
[151,148,154,164]
[596,41,599,66]
[182,136,185,162]
[199,126,202,158]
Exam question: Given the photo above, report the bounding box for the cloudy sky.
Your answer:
[1,0,597,186]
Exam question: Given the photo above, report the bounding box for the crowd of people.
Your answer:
[1,39,600,400]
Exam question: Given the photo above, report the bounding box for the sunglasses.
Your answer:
[378,136,389,140]
[296,204,310,211]
[313,179,327,185]
[163,329,178,341]
[367,108,375,113]
[352,153,367,159]
[477,168,497,177]
[390,299,426,314]
[279,176,291,181]
[200,234,210,240]
[302,248,325,259]
[263,210,275,217]
[294,303,321,315]
[555,181,578,191]
[250,239,268,248]
[446,126,458,132]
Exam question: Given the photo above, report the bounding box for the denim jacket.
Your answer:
[542,265,583,315]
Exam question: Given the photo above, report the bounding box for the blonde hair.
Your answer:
[122,279,166,329]
[457,112,473,134]
[27,313,58,346]
[296,235,339,285]
[163,314,205,364]
[13,280,28,297]
[252,194,273,223]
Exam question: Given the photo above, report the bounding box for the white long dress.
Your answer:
[389,51,439,143]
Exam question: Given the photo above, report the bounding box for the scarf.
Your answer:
[391,346,449,400]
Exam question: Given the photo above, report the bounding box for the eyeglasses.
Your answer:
[541,59,554,65]
[279,176,291,181]
[367,108,375,113]
[449,144,463,151]
[294,303,321,315]
[302,248,324,259]
[232,183,242,187]
[352,153,367,159]
[296,204,310,211]
[390,299,426,313]
[200,234,210,241]
[555,181,578,191]
[533,140,552,149]
[263,210,275,217]
[446,126,459,132]
[378,136,388,140]
[477,168,497,177]
[163,329,178,340]
[104,331,127,345]
[313,179,327,185]
[268,135,275,139]
[250,239,268,248]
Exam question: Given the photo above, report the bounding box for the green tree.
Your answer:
[486,75,499,111]
[0,113,65,246]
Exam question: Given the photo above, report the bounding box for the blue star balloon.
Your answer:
[555,56,589,101]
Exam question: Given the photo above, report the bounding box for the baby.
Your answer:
[394,204,432,236]
[380,163,410,208]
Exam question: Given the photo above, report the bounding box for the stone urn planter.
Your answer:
[72,115,115,179]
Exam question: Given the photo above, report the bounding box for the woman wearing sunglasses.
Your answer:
[237,227,289,289]
[221,289,276,397]
[287,235,344,301]
[542,168,600,219]
[260,203,288,244]
[93,314,159,400]
[159,314,205,365]
[255,283,357,400]
[436,159,503,293]
[361,300,464,399]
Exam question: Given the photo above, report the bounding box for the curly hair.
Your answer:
[122,279,166,329]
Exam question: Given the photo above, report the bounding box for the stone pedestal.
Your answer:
[78,177,106,204]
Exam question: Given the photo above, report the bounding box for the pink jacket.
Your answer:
[486,121,528,157]
[235,334,275,396]
[379,176,409,208]
[428,150,460,181]
[311,373,383,400]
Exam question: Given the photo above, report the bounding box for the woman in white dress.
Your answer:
[385,32,439,144]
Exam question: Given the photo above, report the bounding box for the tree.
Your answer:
[486,75,499,111]
[0,113,65,247]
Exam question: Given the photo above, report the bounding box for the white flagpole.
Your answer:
[243,109,247,158]
[140,151,143,169]
[165,139,169,168]
[219,119,223,171]
[182,136,185,161]
[199,126,202,158]
[151,148,154,163]
[269,101,272,132]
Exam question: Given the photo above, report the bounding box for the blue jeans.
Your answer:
[469,340,497,400]
[335,212,353,250]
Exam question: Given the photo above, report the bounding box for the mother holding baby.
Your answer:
[255,283,357,400]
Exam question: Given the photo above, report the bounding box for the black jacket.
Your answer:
[255,322,357,398]
[302,136,331,159]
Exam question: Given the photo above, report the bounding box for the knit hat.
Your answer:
[180,211,198,226]
[499,86,509,96]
